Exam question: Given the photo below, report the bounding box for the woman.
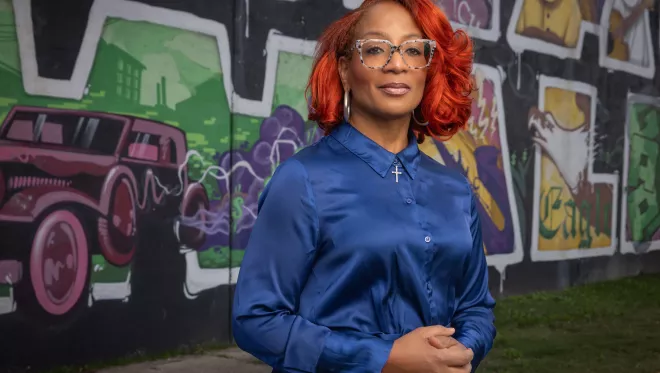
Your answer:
[232,1,496,372]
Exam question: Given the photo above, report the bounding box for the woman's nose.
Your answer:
[384,50,407,71]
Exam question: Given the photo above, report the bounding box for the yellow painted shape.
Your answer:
[545,88,587,130]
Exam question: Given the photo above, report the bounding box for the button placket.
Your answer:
[393,158,415,206]
[424,232,438,323]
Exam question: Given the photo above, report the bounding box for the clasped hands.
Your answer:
[382,326,473,373]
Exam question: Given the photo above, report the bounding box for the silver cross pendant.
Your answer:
[392,164,402,183]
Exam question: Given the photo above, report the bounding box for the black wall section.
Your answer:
[32,0,95,79]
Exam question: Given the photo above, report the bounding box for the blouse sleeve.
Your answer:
[232,158,394,373]
[451,185,497,370]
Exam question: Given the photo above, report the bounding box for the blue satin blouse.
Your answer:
[232,121,496,373]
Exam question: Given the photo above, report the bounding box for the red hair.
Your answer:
[306,0,474,142]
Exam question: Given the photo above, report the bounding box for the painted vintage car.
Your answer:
[0,106,208,325]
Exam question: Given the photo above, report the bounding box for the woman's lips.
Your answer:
[380,87,410,96]
[379,83,411,96]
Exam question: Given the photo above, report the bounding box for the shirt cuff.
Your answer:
[455,328,481,352]
[318,331,394,372]
[280,316,331,372]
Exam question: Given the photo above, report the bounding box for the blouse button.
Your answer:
[424,236,431,243]
[406,198,413,204]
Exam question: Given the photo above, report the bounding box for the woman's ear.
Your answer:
[338,56,350,91]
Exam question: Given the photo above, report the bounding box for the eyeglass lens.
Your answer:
[360,40,432,68]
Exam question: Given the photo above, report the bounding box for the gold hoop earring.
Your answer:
[412,109,428,126]
[344,90,351,122]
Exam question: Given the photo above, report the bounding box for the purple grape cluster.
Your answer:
[202,105,323,251]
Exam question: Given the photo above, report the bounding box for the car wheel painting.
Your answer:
[29,210,89,317]
[98,177,137,266]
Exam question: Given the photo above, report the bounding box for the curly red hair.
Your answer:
[306,0,474,142]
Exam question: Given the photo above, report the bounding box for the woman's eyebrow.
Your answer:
[359,31,423,40]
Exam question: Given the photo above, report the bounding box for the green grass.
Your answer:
[480,273,660,373]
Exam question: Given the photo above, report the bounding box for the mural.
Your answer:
[0,2,320,327]
[0,15,227,324]
[0,0,658,370]
[621,93,660,254]
[528,76,619,261]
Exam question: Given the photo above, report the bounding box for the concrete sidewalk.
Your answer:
[96,348,271,373]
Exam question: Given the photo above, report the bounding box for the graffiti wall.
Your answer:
[0,0,658,370]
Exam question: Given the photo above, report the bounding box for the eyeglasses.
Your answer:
[351,39,436,69]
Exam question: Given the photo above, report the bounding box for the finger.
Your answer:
[420,325,455,338]
[439,347,473,366]
[446,343,471,354]
[437,336,459,349]
[428,336,443,349]
[447,363,472,373]
[428,336,458,349]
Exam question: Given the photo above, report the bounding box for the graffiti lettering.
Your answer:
[457,1,480,28]
[436,0,500,41]
[539,186,613,248]
[628,132,659,239]
[621,94,660,254]
[437,0,490,29]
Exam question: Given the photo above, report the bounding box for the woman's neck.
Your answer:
[349,111,411,154]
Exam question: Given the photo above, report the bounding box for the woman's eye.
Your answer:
[405,48,422,56]
[366,47,384,55]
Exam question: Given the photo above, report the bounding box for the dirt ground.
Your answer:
[96,348,271,373]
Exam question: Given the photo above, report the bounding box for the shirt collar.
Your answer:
[330,121,421,179]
